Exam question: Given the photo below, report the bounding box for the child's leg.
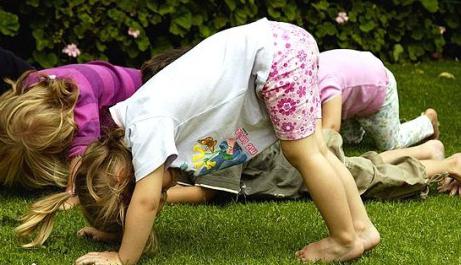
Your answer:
[379,140,445,164]
[357,70,436,150]
[259,22,371,262]
[280,125,364,262]
[166,185,217,204]
[323,146,380,251]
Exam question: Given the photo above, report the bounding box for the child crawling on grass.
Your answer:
[317,49,439,150]
[17,18,379,264]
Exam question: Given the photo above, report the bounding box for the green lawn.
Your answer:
[1,60,460,265]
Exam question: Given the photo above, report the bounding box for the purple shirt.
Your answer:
[318,49,389,119]
[35,61,141,158]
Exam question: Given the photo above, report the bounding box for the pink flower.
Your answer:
[277,98,297,116]
[438,26,446,35]
[335,11,349,24]
[62,43,81,58]
[128,27,140,38]
[281,122,296,132]
[297,50,307,61]
[297,86,307,97]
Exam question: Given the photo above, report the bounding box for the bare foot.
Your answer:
[424,108,439,139]
[421,140,445,160]
[295,236,364,263]
[447,153,461,182]
[354,222,381,252]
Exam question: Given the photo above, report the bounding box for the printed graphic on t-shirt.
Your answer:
[192,128,257,176]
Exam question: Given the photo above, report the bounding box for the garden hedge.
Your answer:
[0,0,459,67]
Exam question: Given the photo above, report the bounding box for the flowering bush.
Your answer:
[0,0,459,67]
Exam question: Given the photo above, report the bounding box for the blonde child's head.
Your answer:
[15,129,164,252]
[0,71,79,188]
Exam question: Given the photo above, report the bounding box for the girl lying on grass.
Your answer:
[17,18,379,264]
[167,129,461,204]
[318,49,439,150]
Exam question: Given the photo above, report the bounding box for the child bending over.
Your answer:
[18,19,379,264]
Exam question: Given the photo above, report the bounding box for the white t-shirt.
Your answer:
[110,18,277,181]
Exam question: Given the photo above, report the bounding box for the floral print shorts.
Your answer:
[258,21,321,140]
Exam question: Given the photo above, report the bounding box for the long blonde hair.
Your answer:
[16,129,160,252]
[0,71,78,188]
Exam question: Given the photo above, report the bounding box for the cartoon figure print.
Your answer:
[192,136,247,175]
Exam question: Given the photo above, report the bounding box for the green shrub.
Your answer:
[0,0,459,67]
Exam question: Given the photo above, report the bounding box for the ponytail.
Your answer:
[13,71,79,110]
[15,192,72,248]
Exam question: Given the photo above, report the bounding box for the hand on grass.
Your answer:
[77,227,120,242]
[438,177,461,197]
[75,251,122,265]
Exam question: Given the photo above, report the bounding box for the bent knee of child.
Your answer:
[280,136,328,167]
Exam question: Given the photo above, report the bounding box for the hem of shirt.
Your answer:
[322,93,341,104]
[135,154,178,182]
[195,183,239,194]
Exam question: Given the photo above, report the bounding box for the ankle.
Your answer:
[352,220,368,233]
[331,231,358,246]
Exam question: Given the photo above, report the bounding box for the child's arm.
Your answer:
[167,184,217,204]
[321,95,342,132]
[75,165,165,265]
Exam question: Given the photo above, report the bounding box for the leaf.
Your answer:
[420,0,438,12]
[224,0,236,11]
[173,10,192,29]
[26,0,39,7]
[267,7,281,19]
[317,22,336,38]
[199,25,212,37]
[393,44,404,62]
[312,0,329,11]
[359,21,376,33]
[33,51,58,68]
[0,9,19,36]
[408,45,425,60]
[438,72,455,79]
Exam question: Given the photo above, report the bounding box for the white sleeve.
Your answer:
[127,118,178,182]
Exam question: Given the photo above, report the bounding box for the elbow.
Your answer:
[323,123,340,132]
[135,196,161,214]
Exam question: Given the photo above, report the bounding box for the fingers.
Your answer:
[449,184,461,197]
[75,252,101,265]
[75,252,118,265]
[438,177,455,193]
[77,227,94,237]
